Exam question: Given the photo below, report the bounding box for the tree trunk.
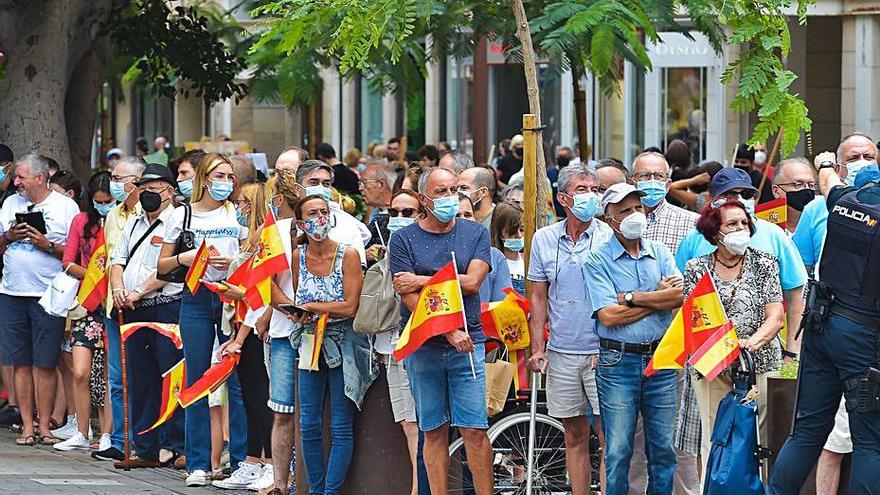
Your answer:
[0,0,112,176]
[66,43,109,179]
[571,64,590,162]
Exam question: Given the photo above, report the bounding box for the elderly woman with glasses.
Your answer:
[684,197,785,473]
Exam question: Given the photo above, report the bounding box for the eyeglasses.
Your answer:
[388,207,418,218]
[358,179,383,187]
[111,174,137,182]
[775,181,817,191]
[632,172,668,181]
[720,189,757,200]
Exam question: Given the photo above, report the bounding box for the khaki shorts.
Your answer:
[546,349,600,419]
[824,398,852,454]
[386,354,417,423]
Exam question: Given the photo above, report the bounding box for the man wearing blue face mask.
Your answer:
[388,167,494,495]
[527,164,613,495]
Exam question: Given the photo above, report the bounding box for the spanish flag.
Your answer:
[481,288,530,351]
[185,241,210,294]
[120,322,183,350]
[393,261,465,361]
[298,313,328,371]
[687,320,740,381]
[245,208,290,310]
[509,348,531,398]
[646,273,727,376]
[178,353,240,408]
[77,228,108,312]
[755,197,787,230]
[140,358,186,434]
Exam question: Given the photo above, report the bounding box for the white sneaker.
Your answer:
[247,463,274,491]
[212,461,262,489]
[51,415,78,440]
[54,431,90,451]
[185,469,209,487]
[97,433,111,452]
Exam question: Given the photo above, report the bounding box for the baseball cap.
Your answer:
[601,182,646,214]
[855,163,880,188]
[711,168,758,196]
[0,144,12,163]
[135,162,176,187]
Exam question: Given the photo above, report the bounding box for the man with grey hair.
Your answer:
[389,166,494,494]
[0,153,79,446]
[95,155,147,460]
[771,157,817,234]
[458,167,497,228]
[439,150,474,175]
[527,163,613,495]
[359,160,397,263]
[596,161,628,195]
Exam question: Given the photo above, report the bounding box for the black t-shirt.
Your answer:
[498,155,523,184]
[827,184,880,209]
[332,163,361,196]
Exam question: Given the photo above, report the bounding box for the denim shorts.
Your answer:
[0,294,65,368]
[405,342,488,431]
[268,336,297,413]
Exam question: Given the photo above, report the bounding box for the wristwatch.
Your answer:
[44,241,55,253]
[818,160,835,171]
[624,291,635,307]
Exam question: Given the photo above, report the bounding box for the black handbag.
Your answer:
[158,204,196,283]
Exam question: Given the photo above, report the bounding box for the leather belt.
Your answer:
[830,305,880,330]
[599,338,660,355]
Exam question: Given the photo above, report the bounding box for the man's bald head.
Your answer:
[595,165,626,192]
[837,133,877,165]
[275,146,309,173]
[773,157,814,187]
[632,151,672,178]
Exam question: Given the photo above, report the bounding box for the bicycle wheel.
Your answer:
[446,413,569,494]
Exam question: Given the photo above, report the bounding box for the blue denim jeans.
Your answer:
[768,314,880,495]
[179,288,247,472]
[596,348,677,495]
[104,314,133,451]
[298,359,356,495]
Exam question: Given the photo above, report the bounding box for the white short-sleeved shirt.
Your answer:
[0,190,80,296]
[163,203,247,282]
[110,205,182,297]
[268,218,296,339]
[330,202,371,248]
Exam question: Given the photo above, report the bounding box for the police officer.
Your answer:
[769,133,880,495]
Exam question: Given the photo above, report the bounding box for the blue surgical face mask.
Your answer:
[236,207,248,227]
[0,167,6,183]
[387,216,414,233]
[845,160,876,187]
[569,192,600,222]
[178,179,194,198]
[93,200,116,217]
[109,180,129,202]
[305,185,332,202]
[636,180,667,208]
[429,195,459,223]
[503,237,524,252]
[207,179,233,201]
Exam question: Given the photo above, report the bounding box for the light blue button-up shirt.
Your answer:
[674,217,807,291]
[585,234,680,344]
[792,196,828,269]
[527,219,614,353]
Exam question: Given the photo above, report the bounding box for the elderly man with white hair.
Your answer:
[771,157,818,234]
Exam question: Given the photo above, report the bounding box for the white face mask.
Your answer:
[753,151,767,165]
[618,212,647,240]
[720,230,751,256]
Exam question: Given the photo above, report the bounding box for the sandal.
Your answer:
[15,435,37,446]
[39,434,60,446]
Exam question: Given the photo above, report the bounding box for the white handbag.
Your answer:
[38,267,81,317]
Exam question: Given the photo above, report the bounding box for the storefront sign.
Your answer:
[647,32,722,67]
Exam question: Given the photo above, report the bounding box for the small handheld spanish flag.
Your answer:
[185,241,210,294]
[755,197,787,230]
[245,208,290,310]
[177,353,240,408]
[140,359,186,433]
[298,313,328,371]
[77,228,108,312]
[120,322,183,349]
[688,320,741,381]
[393,262,465,361]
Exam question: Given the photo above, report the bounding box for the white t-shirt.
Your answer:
[508,255,525,282]
[163,203,247,282]
[0,190,80,296]
[268,218,296,339]
[329,203,369,261]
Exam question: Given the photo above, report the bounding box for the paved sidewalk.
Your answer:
[0,429,249,494]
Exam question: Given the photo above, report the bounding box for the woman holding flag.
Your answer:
[685,197,785,471]
[157,153,249,487]
[273,193,374,495]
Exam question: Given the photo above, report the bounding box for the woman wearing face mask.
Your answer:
[54,171,115,450]
[171,150,206,201]
[158,153,249,487]
[273,195,374,495]
[490,202,526,296]
[686,198,785,471]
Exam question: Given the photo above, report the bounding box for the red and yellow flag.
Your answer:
[481,288,531,351]
[177,353,240,408]
[687,320,741,381]
[77,228,108,312]
[509,348,531,398]
[140,358,186,434]
[298,313,328,371]
[185,241,210,294]
[646,273,727,376]
[119,322,183,349]
[393,262,465,361]
[755,197,787,230]
[245,209,290,310]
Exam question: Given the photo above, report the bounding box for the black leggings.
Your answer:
[238,332,273,458]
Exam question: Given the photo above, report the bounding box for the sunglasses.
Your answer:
[720,188,757,200]
[388,208,418,218]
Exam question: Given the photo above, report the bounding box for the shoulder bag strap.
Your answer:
[127,220,162,262]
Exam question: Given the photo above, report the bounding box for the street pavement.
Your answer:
[0,429,249,494]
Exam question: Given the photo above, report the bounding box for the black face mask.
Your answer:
[512,147,523,159]
[556,156,570,168]
[786,188,815,212]
[140,190,163,213]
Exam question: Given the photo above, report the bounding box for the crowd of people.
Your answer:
[0,129,876,495]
